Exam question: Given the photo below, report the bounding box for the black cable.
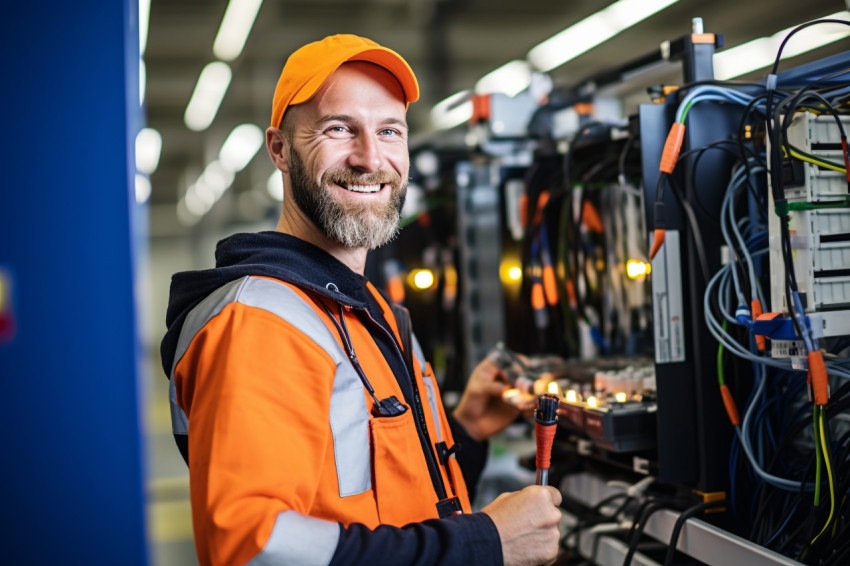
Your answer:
[771,20,850,76]
[663,500,728,566]
[622,499,683,566]
[665,173,712,285]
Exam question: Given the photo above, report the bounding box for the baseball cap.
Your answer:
[270,34,420,128]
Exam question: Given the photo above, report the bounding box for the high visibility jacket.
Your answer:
[160,232,501,566]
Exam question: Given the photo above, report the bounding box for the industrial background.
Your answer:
[2,0,849,565]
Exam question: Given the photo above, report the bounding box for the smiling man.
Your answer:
[161,34,562,566]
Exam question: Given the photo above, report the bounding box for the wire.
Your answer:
[663,500,728,566]
[811,409,837,545]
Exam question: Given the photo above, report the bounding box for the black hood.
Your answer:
[160,231,375,376]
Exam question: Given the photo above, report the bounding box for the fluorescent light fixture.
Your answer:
[714,11,850,80]
[267,171,283,201]
[475,60,532,96]
[184,61,232,132]
[528,0,680,72]
[430,90,473,130]
[135,174,152,204]
[219,123,264,172]
[139,0,151,55]
[213,0,263,61]
[178,159,237,221]
[199,160,236,198]
[135,127,162,174]
[139,59,146,107]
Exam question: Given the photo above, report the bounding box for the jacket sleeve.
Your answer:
[329,513,502,566]
[174,301,503,566]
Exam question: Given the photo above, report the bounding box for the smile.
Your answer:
[342,183,383,194]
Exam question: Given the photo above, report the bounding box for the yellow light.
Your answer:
[566,390,578,403]
[615,392,627,403]
[500,261,523,284]
[586,396,598,409]
[626,260,651,279]
[548,381,560,396]
[411,269,435,290]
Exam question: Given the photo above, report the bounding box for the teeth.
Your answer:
[346,184,381,193]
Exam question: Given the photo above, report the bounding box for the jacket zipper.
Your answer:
[356,306,449,502]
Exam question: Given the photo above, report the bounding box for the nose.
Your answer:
[347,134,383,173]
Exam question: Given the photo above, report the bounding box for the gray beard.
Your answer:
[288,146,406,250]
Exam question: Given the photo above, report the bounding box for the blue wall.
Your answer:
[0,1,148,563]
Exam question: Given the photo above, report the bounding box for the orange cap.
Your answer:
[270,34,420,128]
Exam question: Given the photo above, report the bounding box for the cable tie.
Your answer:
[765,74,777,92]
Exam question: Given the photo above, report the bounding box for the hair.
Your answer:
[280,105,299,143]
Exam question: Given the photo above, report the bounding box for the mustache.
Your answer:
[322,167,404,187]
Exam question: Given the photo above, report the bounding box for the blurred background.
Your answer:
[2,1,848,564]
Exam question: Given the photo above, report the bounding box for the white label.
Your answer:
[771,340,805,358]
[651,230,686,364]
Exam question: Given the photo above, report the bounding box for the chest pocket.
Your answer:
[234,277,372,498]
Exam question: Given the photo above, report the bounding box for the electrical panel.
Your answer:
[767,113,850,340]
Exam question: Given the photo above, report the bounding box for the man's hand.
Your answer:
[482,485,563,566]
[452,357,521,441]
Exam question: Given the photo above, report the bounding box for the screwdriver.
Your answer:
[535,393,559,486]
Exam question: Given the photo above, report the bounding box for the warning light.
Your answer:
[411,269,435,290]
[626,260,651,279]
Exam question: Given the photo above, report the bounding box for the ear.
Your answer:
[265,127,291,173]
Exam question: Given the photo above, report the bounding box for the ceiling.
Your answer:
[144,0,849,236]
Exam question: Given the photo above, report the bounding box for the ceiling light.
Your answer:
[135,127,162,174]
[199,160,235,198]
[528,0,681,72]
[714,11,850,80]
[135,174,152,204]
[139,0,151,55]
[184,62,232,132]
[219,123,264,172]
[213,0,263,61]
[139,59,146,107]
[476,60,532,96]
[430,90,473,130]
[267,170,283,201]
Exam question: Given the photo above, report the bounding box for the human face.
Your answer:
[284,62,410,250]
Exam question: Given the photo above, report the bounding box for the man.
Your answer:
[161,34,562,566]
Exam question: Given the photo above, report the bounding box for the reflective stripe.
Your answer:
[246,510,340,566]
[410,332,428,375]
[411,333,443,442]
[170,275,371,497]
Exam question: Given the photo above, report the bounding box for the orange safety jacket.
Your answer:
[161,232,500,566]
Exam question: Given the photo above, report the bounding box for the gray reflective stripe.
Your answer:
[169,275,371,497]
[169,278,249,436]
[411,333,443,442]
[246,510,340,566]
[169,378,188,435]
[410,332,428,375]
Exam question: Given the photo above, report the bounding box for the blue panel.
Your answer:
[0,1,148,564]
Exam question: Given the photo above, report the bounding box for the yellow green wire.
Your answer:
[814,406,822,506]
[811,409,836,545]
[784,146,847,174]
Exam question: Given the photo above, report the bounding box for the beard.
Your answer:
[287,145,407,250]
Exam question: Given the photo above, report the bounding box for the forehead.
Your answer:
[299,62,407,122]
